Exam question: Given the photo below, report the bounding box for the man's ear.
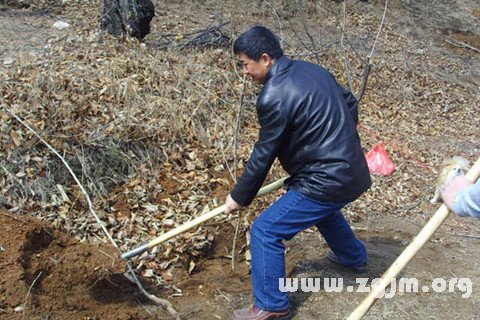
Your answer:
[260,53,274,67]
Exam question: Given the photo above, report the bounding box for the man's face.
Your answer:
[236,52,273,85]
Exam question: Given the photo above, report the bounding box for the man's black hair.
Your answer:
[233,26,283,60]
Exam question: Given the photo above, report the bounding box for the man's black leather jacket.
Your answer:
[231,56,372,206]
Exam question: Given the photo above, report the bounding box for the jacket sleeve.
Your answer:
[230,98,287,206]
[339,85,359,125]
[452,182,480,218]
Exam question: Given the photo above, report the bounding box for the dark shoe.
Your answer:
[233,305,292,320]
[327,250,368,274]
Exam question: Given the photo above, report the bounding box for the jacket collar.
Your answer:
[266,55,292,82]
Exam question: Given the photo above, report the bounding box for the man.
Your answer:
[442,175,480,218]
[225,26,372,320]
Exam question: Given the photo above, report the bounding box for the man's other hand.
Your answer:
[225,194,244,214]
[441,175,473,211]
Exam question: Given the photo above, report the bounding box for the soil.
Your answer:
[1,1,480,320]
[2,210,480,320]
[0,211,155,320]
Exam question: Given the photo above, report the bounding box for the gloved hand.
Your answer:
[441,175,473,211]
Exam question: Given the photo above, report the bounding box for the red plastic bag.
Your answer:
[366,143,396,176]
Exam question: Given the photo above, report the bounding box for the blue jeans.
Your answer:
[250,189,367,311]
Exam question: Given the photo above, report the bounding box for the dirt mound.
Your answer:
[0,211,163,320]
[0,211,255,319]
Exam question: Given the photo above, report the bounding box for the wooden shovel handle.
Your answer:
[347,156,480,320]
[121,177,288,260]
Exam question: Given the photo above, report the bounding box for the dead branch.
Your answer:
[231,213,243,272]
[355,63,372,107]
[22,271,42,320]
[231,76,247,272]
[368,0,388,62]
[220,141,236,183]
[452,233,480,240]
[318,0,388,105]
[287,50,323,58]
[156,22,231,50]
[445,37,480,54]
[126,265,180,319]
[286,20,312,57]
[263,1,284,47]
[233,76,246,180]
[302,22,321,64]
[355,0,388,106]
[317,2,367,65]
[285,19,322,61]
[340,0,354,90]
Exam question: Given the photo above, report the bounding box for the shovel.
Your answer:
[121,177,288,260]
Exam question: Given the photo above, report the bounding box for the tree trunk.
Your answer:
[100,0,155,41]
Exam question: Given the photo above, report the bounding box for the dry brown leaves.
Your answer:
[0,0,259,286]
